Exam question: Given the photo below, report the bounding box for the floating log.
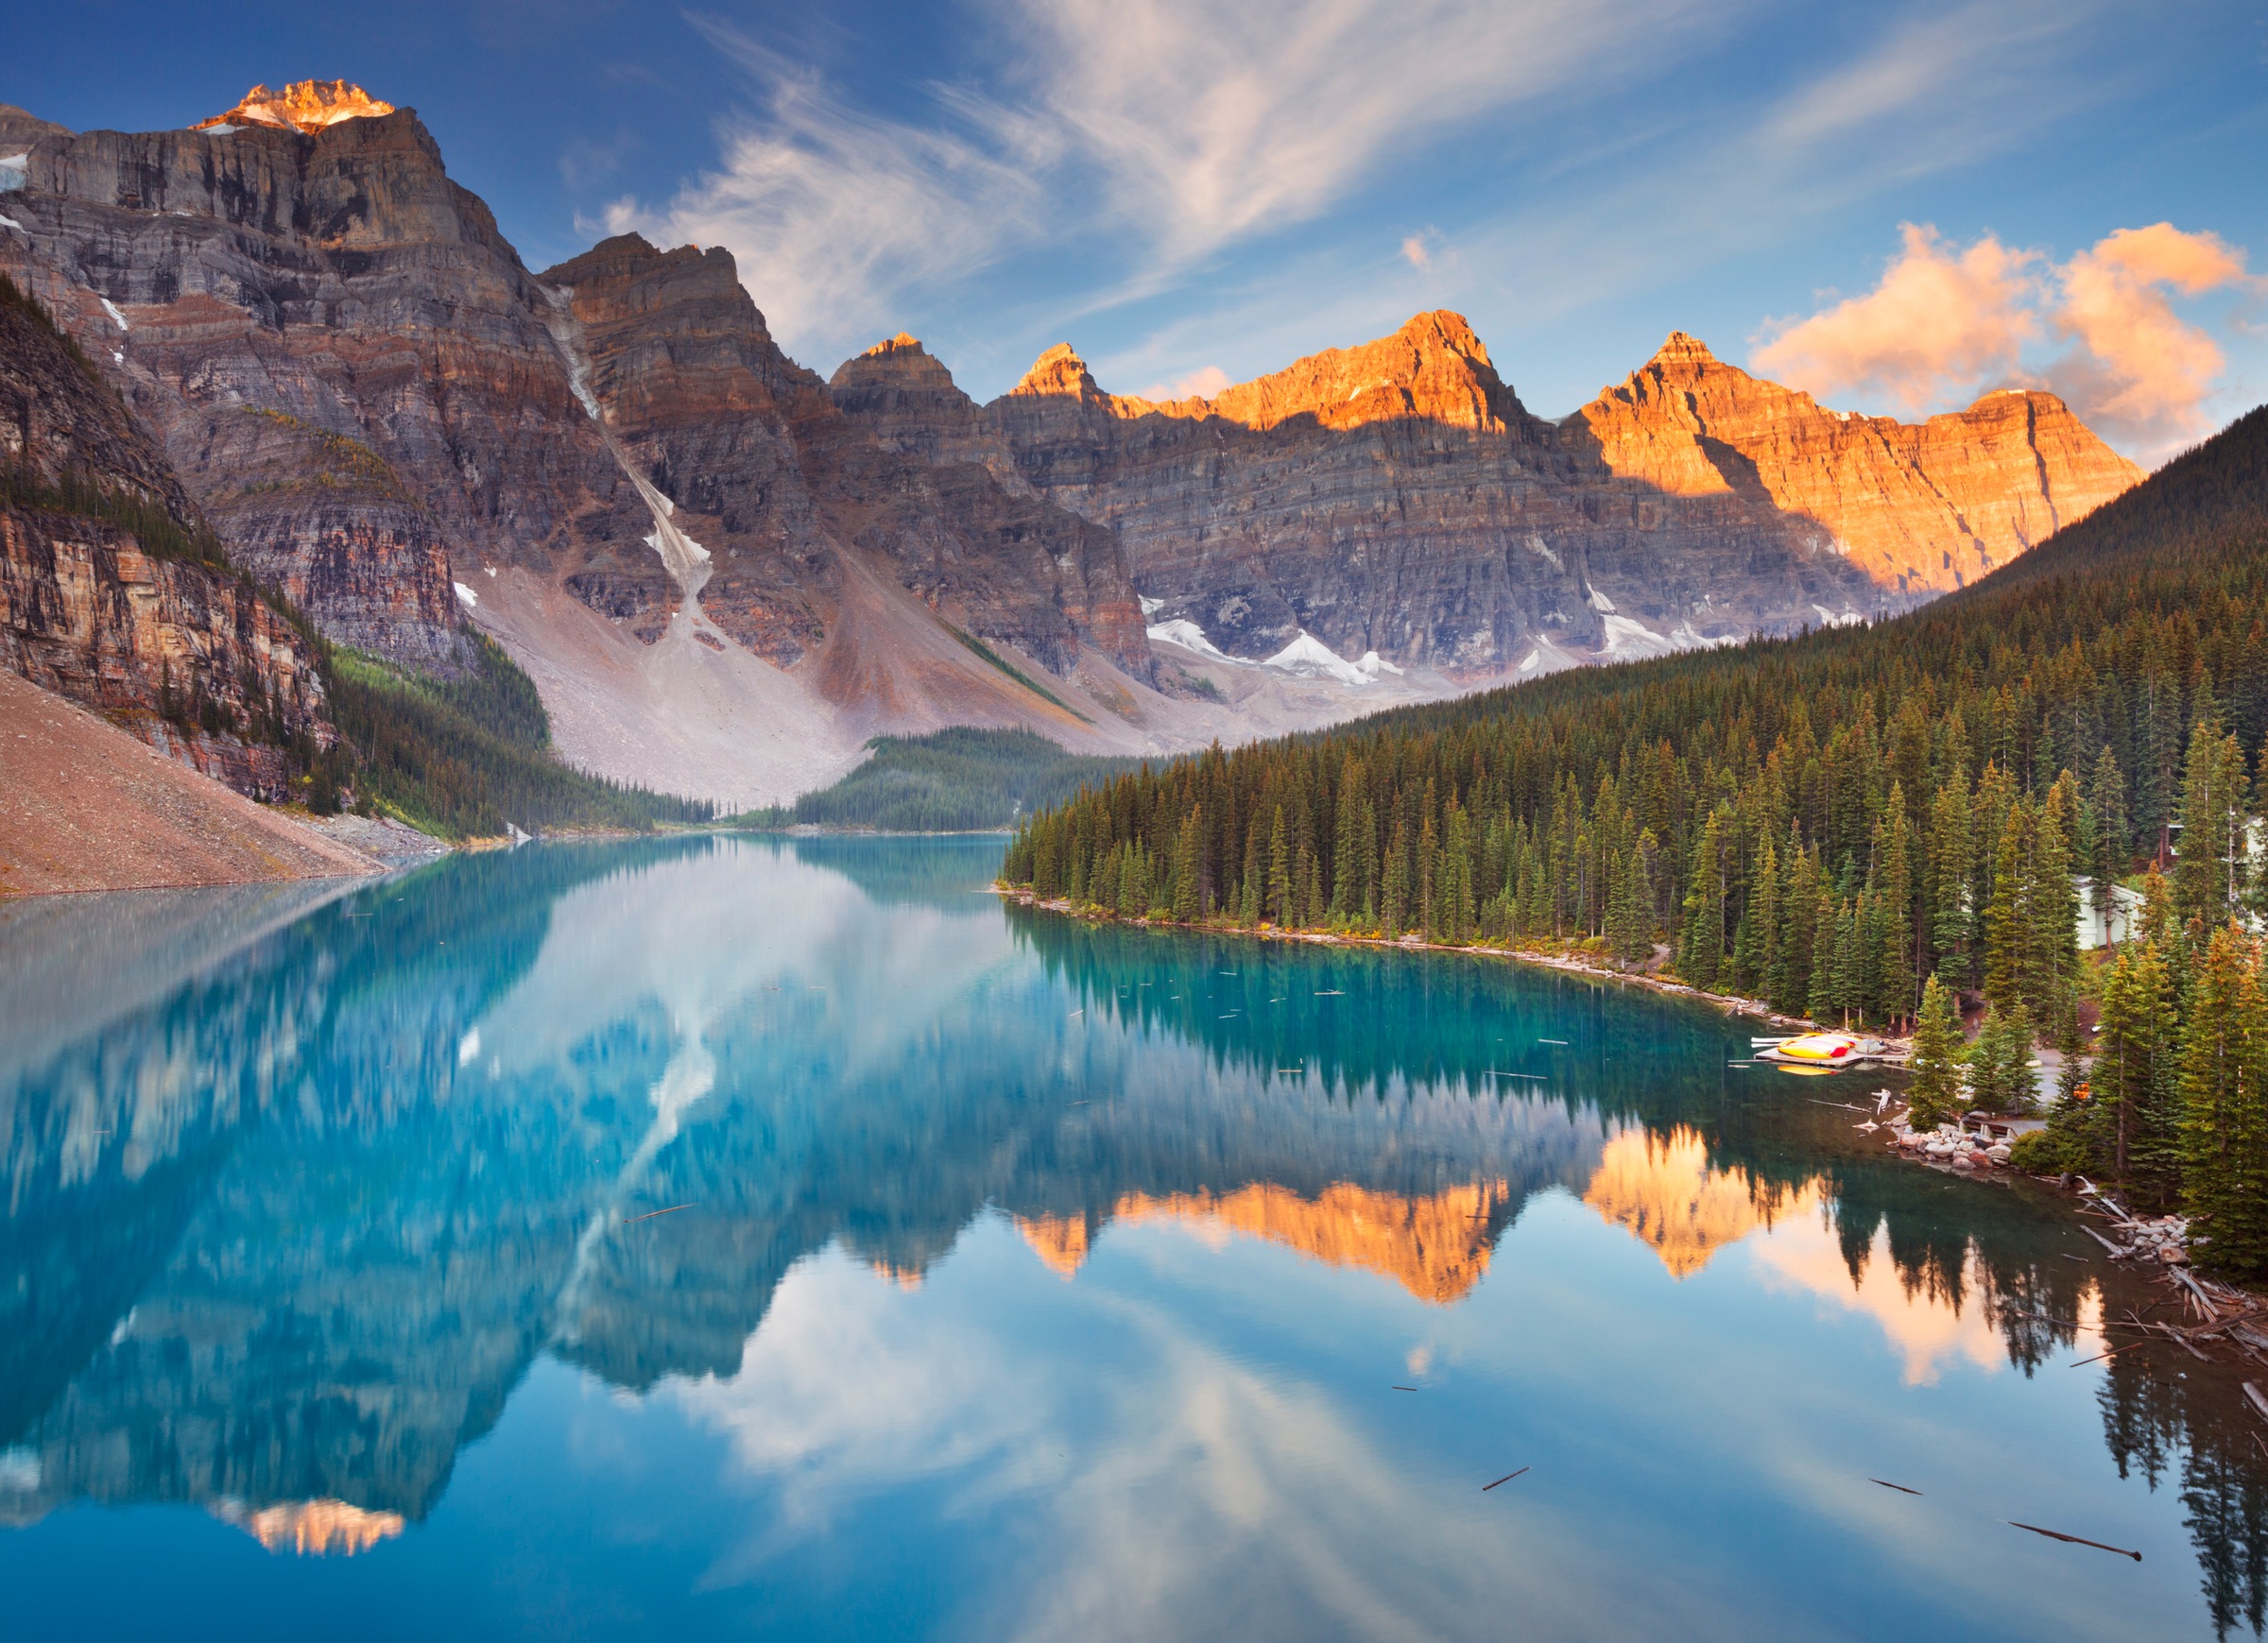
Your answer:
[2006,1521,2141,1561]
[1481,1467,1531,1492]
[1869,1479,1923,1496]
[2244,1383,2268,1425]
[623,1203,696,1224]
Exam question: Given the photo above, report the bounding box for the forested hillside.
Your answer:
[324,636,713,838]
[737,728,1135,831]
[1004,405,2268,1258]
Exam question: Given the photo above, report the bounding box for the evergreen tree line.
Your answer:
[735,727,1135,832]
[325,638,713,837]
[1004,645,2261,1034]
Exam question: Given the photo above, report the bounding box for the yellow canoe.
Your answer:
[1777,1033,1861,1063]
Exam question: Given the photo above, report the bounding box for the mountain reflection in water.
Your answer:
[1,835,2265,1640]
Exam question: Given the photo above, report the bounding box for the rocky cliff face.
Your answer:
[1572,334,2141,596]
[0,283,331,798]
[0,90,1168,803]
[833,314,1896,675]
[541,233,1149,681]
[0,92,568,677]
[833,315,2141,674]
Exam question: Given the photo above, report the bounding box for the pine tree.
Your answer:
[1744,831,1780,999]
[2175,716,2251,929]
[1381,816,1410,936]
[2179,925,2268,1275]
[1116,842,1144,917]
[2087,744,2129,945]
[1807,895,1839,1024]
[1878,787,1917,1024]
[1266,807,1291,926]
[1969,1002,2036,1115]
[1983,795,2033,1010]
[2095,940,2183,1202]
[1330,764,1366,919]
[1418,805,1441,939]
[1172,806,1202,921]
[1908,975,1965,1129]
[1441,801,1478,944]
[1680,806,1729,989]
[2030,777,2082,1033]
[1927,779,1973,986]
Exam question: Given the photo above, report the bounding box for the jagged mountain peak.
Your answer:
[1397,309,1493,363]
[1650,330,1719,367]
[193,80,396,135]
[1011,342,1104,402]
[829,331,965,402]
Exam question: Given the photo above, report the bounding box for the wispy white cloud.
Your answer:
[606,0,1722,362]
[598,28,1048,348]
[984,0,1711,265]
[1753,221,2259,459]
[1089,0,2127,410]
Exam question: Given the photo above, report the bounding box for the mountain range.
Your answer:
[0,82,2142,819]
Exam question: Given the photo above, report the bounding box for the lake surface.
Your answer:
[3,835,2264,1641]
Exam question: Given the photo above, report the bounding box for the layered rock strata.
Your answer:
[540,234,1149,682]
[0,284,331,798]
[833,317,2142,674]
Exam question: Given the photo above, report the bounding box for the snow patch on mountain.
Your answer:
[1147,617,1236,663]
[1263,631,1377,686]
[0,155,26,193]
[1516,637,1585,679]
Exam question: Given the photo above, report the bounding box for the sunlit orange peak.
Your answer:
[1583,1125,1811,1279]
[233,1498,404,1556]
[1015,1212,1092,1278]
[1120,1181,1508,1303]
[195,81,396,134]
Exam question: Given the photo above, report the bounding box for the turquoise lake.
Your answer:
[3,834,2264,1640]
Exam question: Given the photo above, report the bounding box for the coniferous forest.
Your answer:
[1005,404,2268,1266]
[734,727,1136,832]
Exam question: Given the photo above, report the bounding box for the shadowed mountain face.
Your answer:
[0,276,335,797]
[831,318,2139,675]
[0,94,1169,805]
[6,837,2263,1637]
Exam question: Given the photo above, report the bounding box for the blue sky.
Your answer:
[9,1,2263,456]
